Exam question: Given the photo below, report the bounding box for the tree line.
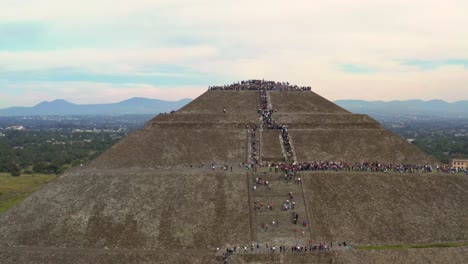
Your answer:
[0,130,124,176]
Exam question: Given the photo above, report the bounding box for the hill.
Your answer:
[0,98,192,116]
[335,99,468,117]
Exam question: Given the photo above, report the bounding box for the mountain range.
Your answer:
[335,99,468,117]
[0,98,466,117]
[0,98,192,116]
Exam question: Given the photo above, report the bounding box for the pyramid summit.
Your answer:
[0,80,467,263]
[90,80,437,169]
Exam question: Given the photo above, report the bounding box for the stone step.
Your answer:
[253,196,305,212]
[247,168,314,249]
[251,171,289,180]
[256,229,312,247]
[256,231,311,244]
[252,177,301,187]
[253,185,303,197]
[228,252,333,264]
[254,213,308,226]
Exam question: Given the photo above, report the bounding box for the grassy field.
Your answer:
[0,173,56,214]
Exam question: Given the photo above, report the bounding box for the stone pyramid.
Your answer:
[0,81,466,264]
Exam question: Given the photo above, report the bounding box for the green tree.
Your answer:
[33,162,46,174]
[8,163,21,177]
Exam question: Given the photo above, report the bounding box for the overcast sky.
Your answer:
[1,0,467,108]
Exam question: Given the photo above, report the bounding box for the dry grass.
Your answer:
[0,173,56,214]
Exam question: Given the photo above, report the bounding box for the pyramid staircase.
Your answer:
[250,171,312,246]
[252,89,310,247]
[219,90,318,263]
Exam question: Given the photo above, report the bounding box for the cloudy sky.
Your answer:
[1,0,467,108]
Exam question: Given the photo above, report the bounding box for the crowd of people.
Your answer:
[208,81,463,176]
[280,126,294,162]
[289,161,433,174]
[438,165,467,174]
[258,89,295,163]
[196,160,465,175]
[209,80,311,91]
[249,125,259,167]
[246,83,465,175]
[218,241,351,263]
[252,161,466,175]
[259,89,274,128]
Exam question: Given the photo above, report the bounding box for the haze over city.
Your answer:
[1,0,467,108]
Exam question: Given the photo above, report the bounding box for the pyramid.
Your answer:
[0,81,466,263]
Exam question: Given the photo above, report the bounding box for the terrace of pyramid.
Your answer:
[0,81,467,264]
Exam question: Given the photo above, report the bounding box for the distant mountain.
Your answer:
[335,99,468,117]
[0,97,192,116]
